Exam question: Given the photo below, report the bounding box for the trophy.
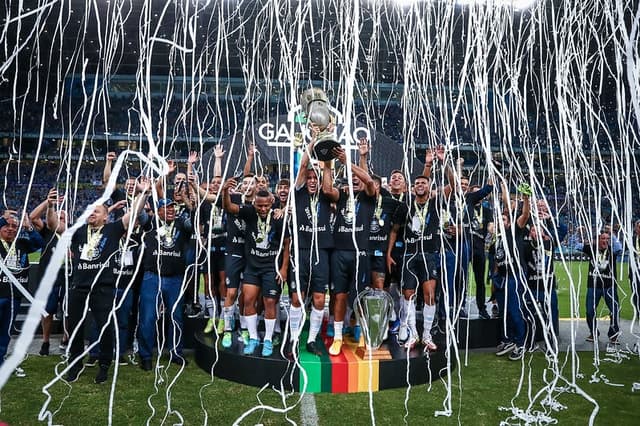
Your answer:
[354,288,394,360]
[300,88,340,161]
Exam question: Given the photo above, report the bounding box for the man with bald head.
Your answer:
[66,182,149,384]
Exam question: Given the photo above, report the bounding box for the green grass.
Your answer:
[554,261,636,320]
[0,352,639,425]
[0,356,300,425]
[468,261,637,321]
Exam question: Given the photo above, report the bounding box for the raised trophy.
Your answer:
[299,88,340,161]
[354,288,394,360]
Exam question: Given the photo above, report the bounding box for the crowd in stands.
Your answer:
[4,90,629,152]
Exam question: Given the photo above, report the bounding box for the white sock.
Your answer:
[334,321,344,340]
[423,304,436,339]
[219,298,225,318]
[264,318,276,342]
[246,314,258,340]
[205,297,215,319]
[401,298,410,326]
[407,299,417,334]
[223,306,234,331]
[274,307,282,333]
[289,306,304,340]
[307,307,324,343]
[239,314,247,330]
[198,293,206,308]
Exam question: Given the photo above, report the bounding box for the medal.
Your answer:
[256,210,272,245]
[411,216,421,233]
[597,249,608,271]
[2,241,19,271]
[158,221,175,246]
[374,195,383,228]
[310,195,318,221]
[212,206,224,232]
[83,225,103,260]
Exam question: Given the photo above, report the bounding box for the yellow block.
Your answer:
[357,356,379,392]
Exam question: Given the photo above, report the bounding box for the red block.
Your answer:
[330,350,349,393]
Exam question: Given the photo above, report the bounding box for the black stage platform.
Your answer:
[194,330,451,393]
[192,318,501,393]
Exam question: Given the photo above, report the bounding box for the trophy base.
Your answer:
[313,140,341,161]
[355,346,393,360]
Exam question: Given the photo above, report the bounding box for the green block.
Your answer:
[298,331,330,393]
[320,351,332,393]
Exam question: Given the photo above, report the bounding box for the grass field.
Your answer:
[0,351,638,425]
[6,258,640,425]
[467,260,637,321]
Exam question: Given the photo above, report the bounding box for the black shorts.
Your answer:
[243,264,281,299]
[200,249,225,274]
[291,248,330,295]
[224,253,245,290]
[330,250,370,294]
[401,251,440,291]
[369,254,386,274]
[384,250,404,286]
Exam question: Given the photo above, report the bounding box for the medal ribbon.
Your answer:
[346,193,361,218]
[257,210,272,241]
[597,248,608,267]
[310,194,319,222]
[374,194,383,222]
[476,204,483,224]
[414,201,430,232]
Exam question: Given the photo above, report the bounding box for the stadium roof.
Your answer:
[1,1,623,111]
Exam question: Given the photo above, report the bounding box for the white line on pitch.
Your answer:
[301,393,319,426]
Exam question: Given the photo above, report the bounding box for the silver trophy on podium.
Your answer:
[354,288,394,359]
[300,88,340,161]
